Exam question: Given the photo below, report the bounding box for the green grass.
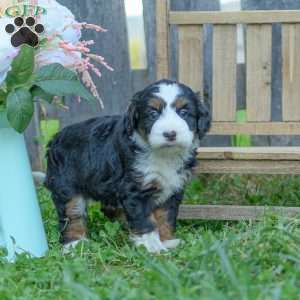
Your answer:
[39,119,60,168]
[184,175,300,206]
[231,110,252,147]
[1,176,300,300]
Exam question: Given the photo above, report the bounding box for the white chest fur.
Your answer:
[134,148,191,205]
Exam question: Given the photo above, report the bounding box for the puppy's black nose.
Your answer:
[163,131,177,141]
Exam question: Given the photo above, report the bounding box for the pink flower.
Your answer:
[36,47,81,70]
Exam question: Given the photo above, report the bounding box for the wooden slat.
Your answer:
[156,0,170,79]
[197,147,300,160]
[178,205,300,220]
[169,10,300,25]
[213,25,237,121]
[178,25,203,92]
[282,24,300,121]
[246,25,272,122]
[195,160,300,174]
[208,122,300,135]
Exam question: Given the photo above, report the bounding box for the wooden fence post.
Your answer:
[142,0,157,84]
[170,0,220,101]
[156,0,170,79]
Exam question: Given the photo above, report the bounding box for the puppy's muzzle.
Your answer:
[163,130,177,142]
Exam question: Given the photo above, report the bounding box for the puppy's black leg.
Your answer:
[121,188,167,253]
[101,205,128,228]
[152,191,183,249]
[122,197,155,234]
[52,193,87,248]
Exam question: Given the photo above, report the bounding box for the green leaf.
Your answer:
[35,80,95,102]
[6,88,34,133]
[33,63,96,102]
[34,63,77,82]
[31,86,54,103]
[6,45,34,89]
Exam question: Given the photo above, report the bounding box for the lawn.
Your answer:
[0,175,300,300]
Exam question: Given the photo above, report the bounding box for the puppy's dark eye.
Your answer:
[178,108,188,118]
[150,110,160,119]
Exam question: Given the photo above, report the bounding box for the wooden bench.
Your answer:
[155,0,300,220]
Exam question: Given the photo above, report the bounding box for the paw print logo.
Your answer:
[5,17,45,48]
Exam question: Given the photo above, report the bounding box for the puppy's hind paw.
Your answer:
[62,239,87,255]
[162,239,181,249]
[131,231,168,254]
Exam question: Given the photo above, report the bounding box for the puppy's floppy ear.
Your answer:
[125,92,141,135]
[195,92,211,139]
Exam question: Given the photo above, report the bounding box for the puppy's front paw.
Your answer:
[131,231,168,253]
[162,239,181,249]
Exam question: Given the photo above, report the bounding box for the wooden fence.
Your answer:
[155,0,300,219]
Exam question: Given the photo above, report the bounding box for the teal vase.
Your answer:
[0,111,48,261]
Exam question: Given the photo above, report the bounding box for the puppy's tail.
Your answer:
[32,171,46,186]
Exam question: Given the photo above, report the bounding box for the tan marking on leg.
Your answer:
[63,196,87,243]
[153,208,174,241]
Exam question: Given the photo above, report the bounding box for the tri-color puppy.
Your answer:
[45,79,211,253]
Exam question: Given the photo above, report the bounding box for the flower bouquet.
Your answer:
[0,0,111,260]
[0,0,112,132]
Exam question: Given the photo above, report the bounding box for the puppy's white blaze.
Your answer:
[154,83,180,106]
[131,231,168,253]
